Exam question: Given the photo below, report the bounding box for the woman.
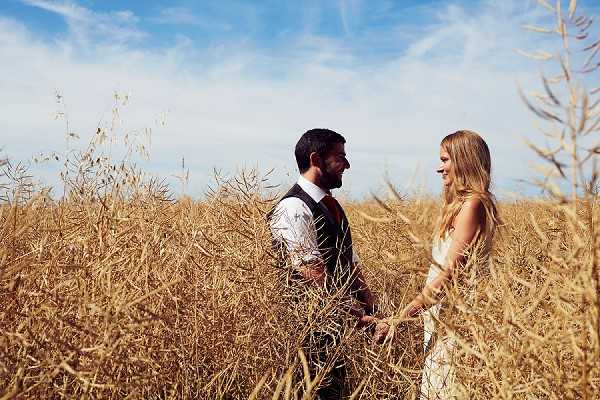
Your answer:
[403,130,500,398]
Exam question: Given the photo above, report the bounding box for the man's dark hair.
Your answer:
[294,128,346,173]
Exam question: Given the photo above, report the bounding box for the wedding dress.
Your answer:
[420,234,456,399]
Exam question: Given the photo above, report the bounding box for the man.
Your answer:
[269,128,389,399]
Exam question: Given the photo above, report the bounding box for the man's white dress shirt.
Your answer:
[270,175,359,268]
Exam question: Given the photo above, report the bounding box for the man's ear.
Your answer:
[309,151,321,168]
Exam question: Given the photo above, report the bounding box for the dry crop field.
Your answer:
[0,168,598,399]
[2,1,600,398]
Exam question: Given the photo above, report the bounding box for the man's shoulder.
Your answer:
[280,183,305,200]
[276,184,312,208]
[273,196,309,215]
[270,196,314,233]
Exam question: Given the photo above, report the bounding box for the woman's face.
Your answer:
[437,146,453,187]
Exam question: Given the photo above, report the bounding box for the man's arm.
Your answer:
[270,198,326,285]
[270,200,379,328]
[350,251,378,315]
[349,255,389,334]
[351,268,377,313]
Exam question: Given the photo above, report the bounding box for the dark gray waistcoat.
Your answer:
[269,184,356,289]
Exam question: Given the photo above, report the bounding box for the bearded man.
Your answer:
[269,128,389,399]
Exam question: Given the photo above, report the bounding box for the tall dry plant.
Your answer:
[2,2,600,399]
[518,0,599,204]
[515,0,600,398]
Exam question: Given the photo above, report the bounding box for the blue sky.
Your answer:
[2,0,463,76]
[3,1,445,51]
[1,0,599,198]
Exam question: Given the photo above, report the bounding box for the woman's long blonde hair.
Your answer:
[439,130,500,250]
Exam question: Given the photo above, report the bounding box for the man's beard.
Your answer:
[322,167,342,190]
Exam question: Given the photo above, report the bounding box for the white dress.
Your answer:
[420,234,456,399]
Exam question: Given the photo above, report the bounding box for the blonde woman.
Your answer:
[403,130,500,398]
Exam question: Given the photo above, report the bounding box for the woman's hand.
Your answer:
[401,300,424,319]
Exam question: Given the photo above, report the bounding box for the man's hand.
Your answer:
[356,314,376,329]
[372,320,390,344]
[299,263,325,285]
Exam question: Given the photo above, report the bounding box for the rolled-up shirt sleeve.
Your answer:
[270,197,322,267]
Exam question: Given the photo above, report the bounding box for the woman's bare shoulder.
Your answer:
[456,197,485,224]
[462,196,484,210]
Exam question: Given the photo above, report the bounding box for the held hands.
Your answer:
[372,319,390,345]
[356,314,390,344]
[353,307,391,345]
[356,314,377,329]
[370,300,426,345]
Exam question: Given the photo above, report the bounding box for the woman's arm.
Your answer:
[402,198,484,317]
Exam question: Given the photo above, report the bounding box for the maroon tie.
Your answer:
[321,195,341,224]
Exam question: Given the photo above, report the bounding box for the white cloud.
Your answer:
[21,0,87,21]
[2,1,596,198]
[150,6,232,31]
[338,0,362,36]
[20,0,145,46]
